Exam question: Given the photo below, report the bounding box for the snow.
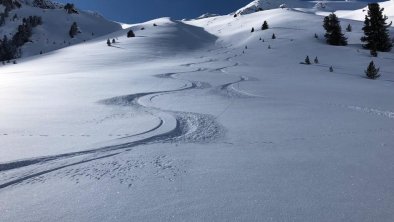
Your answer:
[235,0,309,15]
[318,0,394,22]
[0,0,121,58]
[1,1,394,221]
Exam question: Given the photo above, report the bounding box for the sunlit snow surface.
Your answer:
[1,3,394,222]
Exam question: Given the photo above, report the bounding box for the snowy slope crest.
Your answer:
[321,0,394,22]
[235,0,308,15]
[0,0,121,58]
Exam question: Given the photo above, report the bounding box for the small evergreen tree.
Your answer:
[251,27,254,32]
[69,22,79,38]
[361,3,392,52]
[305,56,311,64]
[272,33,276,39]
[127,30,135,38]
[107,38,111,46]
[262,21,269,30]
[329,66,334,72]
[112,38,115,44]
[323,13,347,46]
[365,61,380,79]
[314,33,318,39]
[314,56,319,64]
[346,24,352,32]
[268,45,271,49]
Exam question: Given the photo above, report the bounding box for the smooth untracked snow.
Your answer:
[1,4,394,222]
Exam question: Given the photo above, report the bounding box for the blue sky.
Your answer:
[55,0,253,22]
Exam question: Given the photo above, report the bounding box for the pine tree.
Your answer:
[268,45,271,49]
[251,27,254,32]
[329,66,334,72]
[365,61,380,79]
[272,33,276,39]
[127,30,135,38]
[314,56,319,64]
[305,56,311,64]
[314,33,318,39]
[361,3,392,52]
[346,24,352,32]
[323,13,347,46]
[262,21,269,30]
[107,38,111,46]
[112,38,115,44]
[69,22,79,38]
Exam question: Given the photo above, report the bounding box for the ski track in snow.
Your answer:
[0,45,261,190]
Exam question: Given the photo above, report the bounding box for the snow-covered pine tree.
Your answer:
[272,33,276,39]
[107,39,111,46]
[361,3,392,52]
[323,13,347,46]
[365,61,380,79]
[314,56,319,64]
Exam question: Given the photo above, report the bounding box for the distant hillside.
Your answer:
[0,0,121,61]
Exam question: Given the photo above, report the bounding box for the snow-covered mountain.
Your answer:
[1,0,394,221]
[234,0,309,15]
[0,0,121,58]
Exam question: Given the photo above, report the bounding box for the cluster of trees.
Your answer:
[323,3,391,54]
[32,0,55,9]
[251,21,269,33]
[0,15,42,61]
[320,3,391,79]
[64,3,78,14]
[0,0,21,11]
[0,0,22,26]
[303,56,319,65]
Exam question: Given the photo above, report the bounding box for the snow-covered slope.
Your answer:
[1,1,394,222]
[0,0,121,58]
[234,0,309,15]
[326,0,394,22]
